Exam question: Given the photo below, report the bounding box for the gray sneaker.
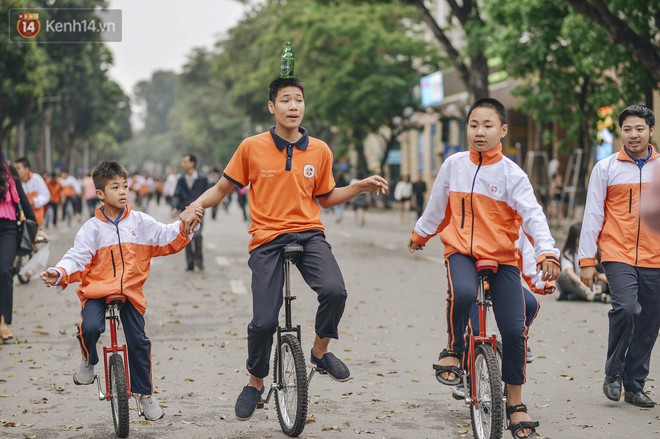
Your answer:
[73,360,95,385]
[137,394,165,421]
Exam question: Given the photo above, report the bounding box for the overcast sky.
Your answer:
[106,0,248,95]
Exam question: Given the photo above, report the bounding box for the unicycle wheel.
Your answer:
[470,344,504,439]
[273,334,308,437]
[109,354,130,438]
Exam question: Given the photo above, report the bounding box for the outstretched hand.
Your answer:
[40,269,59,287]
[359,175,389,197]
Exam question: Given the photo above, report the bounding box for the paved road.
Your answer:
[1,202,658,438]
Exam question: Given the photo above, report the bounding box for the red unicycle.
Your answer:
[461,260,505,439]
[94,294,132,438]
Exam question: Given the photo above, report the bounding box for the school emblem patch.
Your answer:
[303,164,315,179]
[488,182,501,197]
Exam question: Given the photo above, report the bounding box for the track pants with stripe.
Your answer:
[446,253,528,385]
[603,262,660,392]
[77,298,153,395]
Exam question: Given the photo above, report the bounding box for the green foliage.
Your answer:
[134,71,180,136]
[0,0,50,146]
[132,0,441,173]
[0,0,131,171]
[484,0,656,151]
[217,0,441,151]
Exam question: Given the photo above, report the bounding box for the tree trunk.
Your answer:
[566,0,660,84]
[469,54,490,101]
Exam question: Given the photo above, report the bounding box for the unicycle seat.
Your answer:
[475,259,498,278]
[283,244,304,264]
[105,294,126,306]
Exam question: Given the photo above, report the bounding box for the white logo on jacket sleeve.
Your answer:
[488,182,502,197]
[303,164,315,179]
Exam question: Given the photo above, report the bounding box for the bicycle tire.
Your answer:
[470,344,504,439]
[109,354,130,438]
[273,334,308,437]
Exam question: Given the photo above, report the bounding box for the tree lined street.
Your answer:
[1,204,658,438]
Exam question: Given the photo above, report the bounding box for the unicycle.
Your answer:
[462,260,505,439]
[94,295,131,438]
[257,244,310,437]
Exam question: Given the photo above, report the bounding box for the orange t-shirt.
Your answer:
[224,128,335,251]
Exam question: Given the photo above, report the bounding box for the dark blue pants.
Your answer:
[463,288,539,372]
[76,298,154,395]
[446,253,528,385]
[603,262,660,392]
[246,230,347,379]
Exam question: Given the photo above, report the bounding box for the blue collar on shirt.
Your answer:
[624,145,652,169]
[269,126,309,151]
[101,206,124,225]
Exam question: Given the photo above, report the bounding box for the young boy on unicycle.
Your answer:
[41,161,202,421]
[408,98,559,439]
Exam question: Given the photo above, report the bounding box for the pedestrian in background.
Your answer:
[82,172,98,218]
[557,222,609,302]
[14,157,50,226]
[579,104,659,408]
[333,170,348,223]
[412,173,427,219]
[350,172,368,226]
[394,174,413,224]
[0,152,36,343]
[172,153,208,271]
[43,171,61,228]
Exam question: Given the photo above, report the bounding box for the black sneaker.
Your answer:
[603,375,622,401]
[310,350,350,382]
[235,385,264,420]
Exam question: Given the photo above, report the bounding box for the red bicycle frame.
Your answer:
[101,295,132,400]
[468,260,499,404]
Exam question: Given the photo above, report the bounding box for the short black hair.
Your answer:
[15,157,30,169]
[618,104,655,128]
[184,153,197,168]
[467,98,507,125]
[268,77,304,103]
[92,160,128,190]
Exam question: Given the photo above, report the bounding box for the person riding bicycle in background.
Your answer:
[40,161,203,421]
[408,98,559,439]
[578,104,659,409]
[14,157,50,227]
[178,76,388,422]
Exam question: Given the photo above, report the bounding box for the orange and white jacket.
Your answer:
[517,229,555,295]
[411,144,559,266]
[21,172,50,225]
[50,205,193,314]
[578,146,660,268]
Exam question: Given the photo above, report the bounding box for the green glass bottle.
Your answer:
[280,42,294,79]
